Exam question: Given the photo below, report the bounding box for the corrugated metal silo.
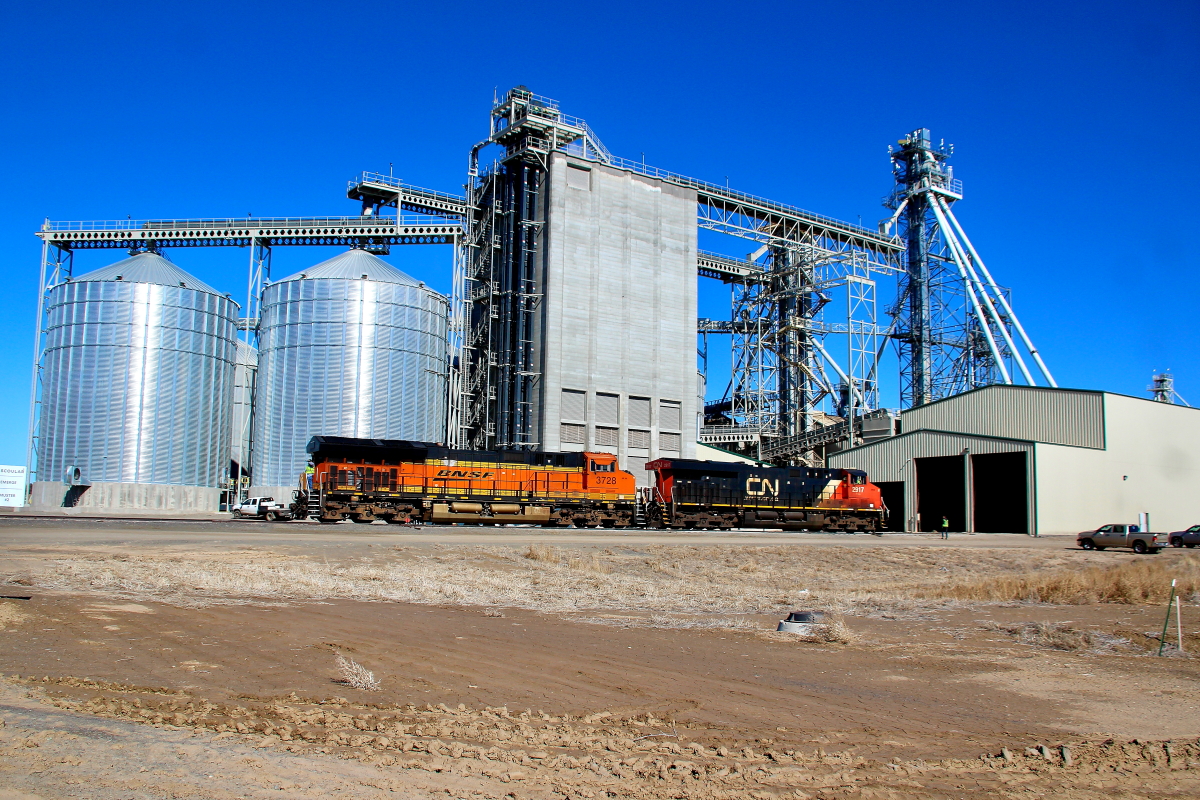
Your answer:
[35,252,239,511]
[230,340,258,486]
[251,249,449,495]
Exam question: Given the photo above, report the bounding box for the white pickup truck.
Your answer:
[1076,523,1163,554]
[232,496,295,521]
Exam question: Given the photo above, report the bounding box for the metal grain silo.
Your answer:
[34,252,239,512]
[251,249,449,496]
[230,340,257,492]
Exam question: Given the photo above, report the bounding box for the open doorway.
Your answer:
[971,451,1028,533]
[915,456,965,532]
[874,481,905,531]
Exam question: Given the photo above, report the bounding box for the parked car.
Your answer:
[232,496,295,521]
[1077,524,1162,554]
[1168,525,1200,548]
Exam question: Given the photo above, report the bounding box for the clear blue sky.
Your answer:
[1,0,1196,466]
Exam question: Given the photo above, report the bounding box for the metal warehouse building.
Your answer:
[828,385,1200,536]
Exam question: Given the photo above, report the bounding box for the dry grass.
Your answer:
[333,651,380,691]
[923,555,1200,605]
[982,621,1132,652]
[524,543,560,563]
[29,544,1196,622]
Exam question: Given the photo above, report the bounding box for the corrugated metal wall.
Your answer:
[830,431,1034,482]
[829,430,1036,533]
[901,386,1104,449]
[40,278,238,488]
[253,275,448,490]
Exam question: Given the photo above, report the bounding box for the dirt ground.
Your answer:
[1,519,1198,798]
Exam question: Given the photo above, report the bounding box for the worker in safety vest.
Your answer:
[305,462,315,491]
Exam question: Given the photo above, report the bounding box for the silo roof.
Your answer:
[69,252,225,297]
[279,249,424,286]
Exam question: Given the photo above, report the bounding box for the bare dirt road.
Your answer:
[1,518,1198,798]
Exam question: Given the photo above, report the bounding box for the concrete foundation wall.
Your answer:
[539,154,698,485]
[29,481,222,515]
[1035,395,1200,535]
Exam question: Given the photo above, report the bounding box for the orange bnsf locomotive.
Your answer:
[302,436,637,526]
[300,436,885,531]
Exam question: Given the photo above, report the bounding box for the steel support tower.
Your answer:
[456,87,611,450]
[884,128,1055,407]
[454,87,901,461]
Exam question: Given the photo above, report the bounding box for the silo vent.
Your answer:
[115,275,123,280]
[361,274,368,279]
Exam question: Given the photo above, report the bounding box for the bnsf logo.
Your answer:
[436,469,496,479]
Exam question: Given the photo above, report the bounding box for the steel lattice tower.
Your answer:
[884,128,1055,407]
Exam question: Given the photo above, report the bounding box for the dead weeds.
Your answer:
[925,555,1200,605]
[981,621,1133,653]
[28,544,1200,628]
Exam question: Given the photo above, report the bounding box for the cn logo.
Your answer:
[746,477,779,497]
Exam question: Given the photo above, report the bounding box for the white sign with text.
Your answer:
[0,465,27,507]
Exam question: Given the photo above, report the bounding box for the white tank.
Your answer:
[251,249,448,494]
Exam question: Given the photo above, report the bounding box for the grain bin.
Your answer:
[251,249,448,497]
[33,252,239,512]
[229,340,258,492]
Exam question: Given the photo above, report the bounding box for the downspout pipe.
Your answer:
[939,200,1057,387]
[928,198,1011,383]
[934,196,1033,384]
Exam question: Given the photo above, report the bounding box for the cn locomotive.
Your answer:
[295,436,885,531]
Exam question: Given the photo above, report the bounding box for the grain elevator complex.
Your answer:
[23,87,1200,532]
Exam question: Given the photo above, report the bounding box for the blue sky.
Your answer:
[1,0,1197,466]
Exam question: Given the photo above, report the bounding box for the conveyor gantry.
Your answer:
[347,173,469,219]
[36,215,460,250]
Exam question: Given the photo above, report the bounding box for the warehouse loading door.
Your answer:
[874,481,904,531]
[915,456,965,532]
[971,452,1028,533]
